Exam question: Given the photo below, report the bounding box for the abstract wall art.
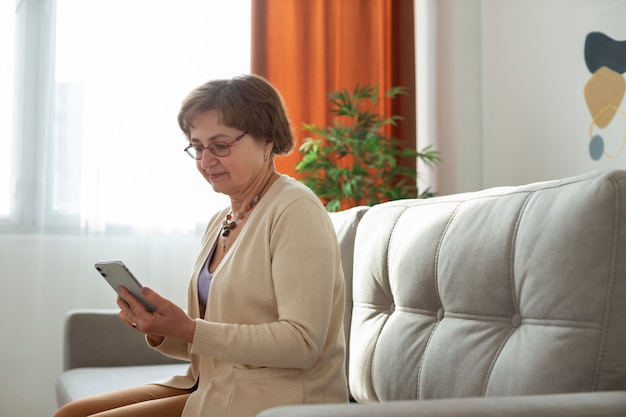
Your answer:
[584,32,626,161]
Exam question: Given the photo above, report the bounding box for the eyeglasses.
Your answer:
[184,132,247,159]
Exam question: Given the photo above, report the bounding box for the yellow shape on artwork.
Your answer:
[584,66,626,129]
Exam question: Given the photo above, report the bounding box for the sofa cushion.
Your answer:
[329,206,370,342]
[62,309,184,370]
[349,169,626,402]
[55,363,189,406]
[328,205,370,384]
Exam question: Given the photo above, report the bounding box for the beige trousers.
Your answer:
[54,384,194,417]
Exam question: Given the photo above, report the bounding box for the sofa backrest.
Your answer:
[328,205,370,382]
[349,169,626,402]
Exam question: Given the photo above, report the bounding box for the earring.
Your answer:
[264,151,269,161]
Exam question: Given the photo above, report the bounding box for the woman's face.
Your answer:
[189,110,269,198]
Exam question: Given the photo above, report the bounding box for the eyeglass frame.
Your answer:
[184,131,248,159]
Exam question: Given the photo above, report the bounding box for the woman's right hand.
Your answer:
[117,286,196,343]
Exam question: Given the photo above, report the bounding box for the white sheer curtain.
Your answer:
[49,0,250,233]
[0,1,15,218]
[1,2,251,415]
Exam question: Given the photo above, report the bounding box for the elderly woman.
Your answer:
[55,74,348,417]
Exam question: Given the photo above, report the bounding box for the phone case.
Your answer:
[94,260,157,312]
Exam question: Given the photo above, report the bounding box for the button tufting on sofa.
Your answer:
[319,169,626,416]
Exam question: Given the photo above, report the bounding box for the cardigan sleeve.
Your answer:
[148,335,191,361]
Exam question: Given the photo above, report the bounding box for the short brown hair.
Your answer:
[178,74,294,155]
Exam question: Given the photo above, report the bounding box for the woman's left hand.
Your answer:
[117,286,196,344]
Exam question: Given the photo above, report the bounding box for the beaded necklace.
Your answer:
[221,173,275,252]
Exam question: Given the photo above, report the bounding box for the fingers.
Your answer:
[116,294,130,310]
[140,286,161,304]
[116,286,191,341]
[117,309,139,331]
[118,286,160,311]
[117,286,145,312]
[117,287,148,331]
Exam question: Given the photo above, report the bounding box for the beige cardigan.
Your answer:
[151,175,349,417]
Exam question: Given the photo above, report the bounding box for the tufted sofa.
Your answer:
[57,169,626,416]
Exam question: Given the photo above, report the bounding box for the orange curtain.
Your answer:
[251,0,415,179]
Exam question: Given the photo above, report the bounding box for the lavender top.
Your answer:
[198,239,217,307]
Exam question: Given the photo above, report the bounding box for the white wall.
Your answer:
[426,0,626,195]
[0,233,197,416]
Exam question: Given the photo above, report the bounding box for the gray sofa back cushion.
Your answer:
[329,205,370,384]
[329,206,371,343]
[349,169,626,402]
[63,309,185,370]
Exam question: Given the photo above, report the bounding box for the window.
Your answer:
[5,0,251,234]
[0,1,15,219]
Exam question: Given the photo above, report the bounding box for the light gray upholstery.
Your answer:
[61,308,184,370]
[55,309,188,406]
[257,391,626,417]
[56,363,187,407]
[259,169,626,416]
[349,169,626,402]
[328,205,370,382]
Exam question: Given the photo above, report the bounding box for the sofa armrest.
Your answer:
[255,391,626,417]
[62,308,186,370]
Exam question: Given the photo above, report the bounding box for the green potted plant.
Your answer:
[296,84,441,211]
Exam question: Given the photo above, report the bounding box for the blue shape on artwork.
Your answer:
[585,32,626,74]
[589,135,605,161]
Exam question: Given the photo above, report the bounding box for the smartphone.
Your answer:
[94,260,157,312]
